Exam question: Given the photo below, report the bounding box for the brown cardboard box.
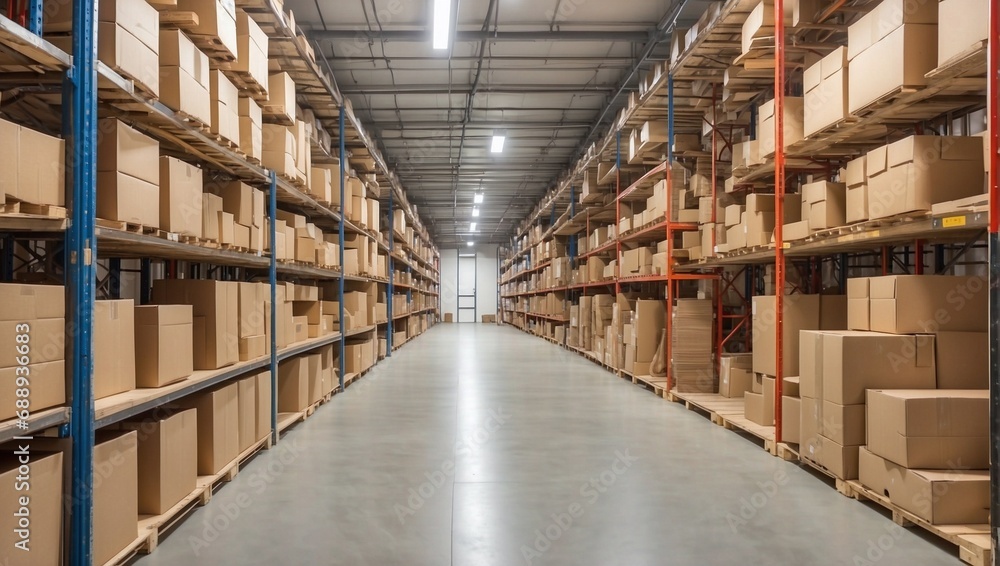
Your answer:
[823,331,936,405]
[846,184,868,223]
[0,284,66,421]
[202,193,222,242]
[752,294,820,377]
[238,282,266,338]
[814,435,860,480]
[849,24,936,113]
[134,305,193,388]
[867,136,984,219]
[123,409,197,515]
[209,70,240,145]
[0,451,62,565]
[152,279,239,370]
[632,299,664,363]
[867,389,988,469]
[218,212,234,245]
[292,316,308,342]
[804,181,847,230]
[800,395,821,456]
[237,376,257,452]
[0,120,65,207]
[858,447,989,524]
[784,376,800,398]
[255,371,272,441]
[159,156,202,237]
[98,119,159,185]
[846,277,870,330]
[783,396,801,444]
[97,171,160,227]
[219,182,256,226]
[820,400,866,445]
[803,46,848,138]
[233,11,268,89]
[935,332,988,389]
[721,367,754,398]
[263,123,296,178]
[758,97,804,157]
[95,300,136,399]
[305,353,323,405]
[98,20,159,96]
[173,0,238,60]
[93,430,138,565]
[177,383,239,475]
[238,97,263,163]
[745,375,775,425]
[267,72,296,123]
[344,291,369,328]
[869,275,987,334]
[938,0,986,66]
[278,357,309,412]
[158,29,211,127]
[819,294,848,331]
[783,220,812,241]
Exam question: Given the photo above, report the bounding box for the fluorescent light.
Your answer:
[470,222,477,231]
[474,192,484,204]
[432,0,451,50]
[491,132,506,153]
[472,207,480,217]
[467,241,474,247]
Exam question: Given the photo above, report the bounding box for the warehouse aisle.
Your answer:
[138,324,956,566]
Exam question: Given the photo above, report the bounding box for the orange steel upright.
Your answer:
[987,0,998,550]
[773,0,787,444]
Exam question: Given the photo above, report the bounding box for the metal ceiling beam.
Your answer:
[333,56,637,63]
[372,121,593,129]
[338,84,615,94]
[310,29,652,42]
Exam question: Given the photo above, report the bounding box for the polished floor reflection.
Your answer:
[139,323,958,566]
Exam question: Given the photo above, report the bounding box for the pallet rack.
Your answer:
[0,0,440,562]
[501,0,1000,562]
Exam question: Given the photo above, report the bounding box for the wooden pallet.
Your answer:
[159,11,199,31]
[188,33,237,63]
[845,480,991,566]
[799,456,858,499]
[668,391,778,454]
[103,435,271,566]
[2,201,67,218]
[97,218,158,235]
[632,374,669,396]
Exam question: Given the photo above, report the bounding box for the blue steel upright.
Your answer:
[27,0,42,35]
[387,189,394,355]
[338,109,346,390]
[268,172,278,444]
[67,0,98,561]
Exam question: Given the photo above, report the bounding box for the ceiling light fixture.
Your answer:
[491,130,506,153]
[470,222,477,231]
[474,192,484,204]
[472,207,480,217]
[432,0,451,50]
[467,241,474,247]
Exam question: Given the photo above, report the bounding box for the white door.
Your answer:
[458,254,477,322]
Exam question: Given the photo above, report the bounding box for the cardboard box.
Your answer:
[721,367,754,398]
[935,331,988,389]
[821,331,937,405]
[124,409,197,515]
[758,97,804,157]
[97,171,160,227]
[278,356,310,412]
[820,400,866,446]
[0,284,65,422]
[858,447,989,524]
[819,294,848,331]
[158,29,211,127]
[938,0,987,66]
[255,371,272,441]
[783,396,801,444]
[159,156,203,237]
[804,181,847,230]
[0,451,62,565]
[846,277,870,330]
[173,0,238,60]
[202,193,222,241]
[783,220,812,241]
[238,96,263,162]
[98,20,159,96]
[867,389,988,469]
[869,275,987,333]
[267,72,296,123]
[237,376,257,452]
[134,305,193,388]
[752,294,820,377]
[813,434,860,480]
[94,299,136,399]
[152,279,239,370]
[804,46,848,137]
[177,383,239,475]
[868,135,984,219]
[219,181,256,226]
[849,24,937,113]
[233,10,268,89]
[93,431,138,566]
[0,120,65,207]
[97,119,160,225]
[209,69,240,145]
[845,184,868,223]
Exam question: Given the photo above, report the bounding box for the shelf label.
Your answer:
[942,216,966,228]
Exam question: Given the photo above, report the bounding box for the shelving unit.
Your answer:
[0,1,441,562]
[499,0,1000,562]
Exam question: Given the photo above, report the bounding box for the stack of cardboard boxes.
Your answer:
[671,299,713,392]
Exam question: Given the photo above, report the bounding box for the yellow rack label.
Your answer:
[942,216,966,228]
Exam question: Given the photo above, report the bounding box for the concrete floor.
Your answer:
[138,324,958,566]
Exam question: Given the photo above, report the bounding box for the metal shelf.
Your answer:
[0,407,71,445]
